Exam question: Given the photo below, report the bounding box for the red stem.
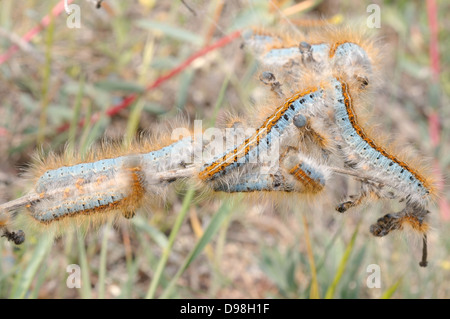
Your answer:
[57,30,242,133]
[426,0,448,220]
[426,0,440,83]
[0,0,74,65]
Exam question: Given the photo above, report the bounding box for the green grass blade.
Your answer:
[120,257,140,298]
[95,80,145,93]
[381,278,402,299]
[145,188,195,299]
[302,215,320,299]
[160,201,235,298]
[78,101,93,154]
[132,215,168,249]
[67,76,85,156]
[208,76,229,126]
[124,98,145,147]
[324,223,360,299]
[98,222,112,299]
[136,20,203,45]
[28,260,49,299]
[80,117,110,157]
[10,234,53,299]
[76,234,93,299]
[316,221,344,273]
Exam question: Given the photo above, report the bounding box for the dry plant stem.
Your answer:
[419,234,428,267]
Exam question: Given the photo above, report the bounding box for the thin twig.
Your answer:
[0,27,44,62]
[181,0,197,16]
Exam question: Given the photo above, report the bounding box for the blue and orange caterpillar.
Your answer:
[0,79,330,230]
[244,25,437,266]
[0,26,436,267]
[197,83,327,181]
[243,25,380,87]
[28,134,197,224]
[213,152,330,195]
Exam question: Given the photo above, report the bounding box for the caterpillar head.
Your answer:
[370,205,431,267]
[331,43,373,83]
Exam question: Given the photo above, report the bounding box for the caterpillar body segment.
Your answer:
[325,75,435,266]
[27,133,211,225]
[198,85,327,181]
[213,150,329,197]
[36,136,195,193]
[213,171,296,193]
[282,153,329,195]
[29,164,144,224]
[241,29,284,60]
[243,26,380,86]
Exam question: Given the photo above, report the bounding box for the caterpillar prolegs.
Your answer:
[0,26,436,267]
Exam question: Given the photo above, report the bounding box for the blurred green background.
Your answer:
[0,0,449,299]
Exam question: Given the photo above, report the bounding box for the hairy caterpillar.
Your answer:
[0,126,208,232]
[0,25,436,267]
[197,82,327,181]
[243,26,379,86]
[326,76,435,266]
[329,77,434,204]
[245,26,436,266]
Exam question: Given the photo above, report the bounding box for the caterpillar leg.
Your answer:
[335,180,383,213]
[336,171,401,213]
[420,234,428,267]
[299,42,314,66]
[355,74,369,90]
[0,212,25,244]
[336,193,368,213]
[369,204,429,237]
[259,71,284,98]
[0,225,25,245]
[122,210,136,219]
[298,41,325,73]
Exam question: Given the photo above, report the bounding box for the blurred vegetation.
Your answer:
[0,0,449,299]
